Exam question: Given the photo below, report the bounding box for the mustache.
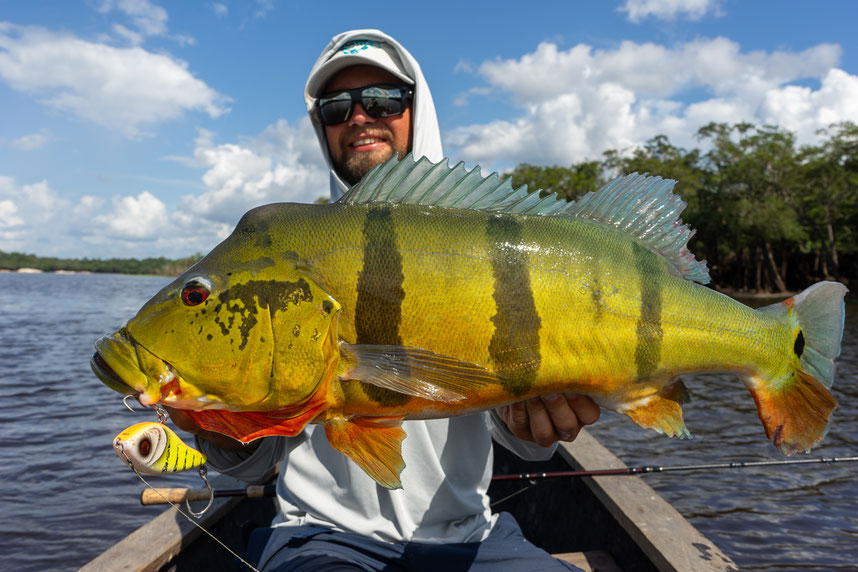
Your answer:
[339,126,393,145]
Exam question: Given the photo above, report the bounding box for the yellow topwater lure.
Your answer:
[113,422,206,475]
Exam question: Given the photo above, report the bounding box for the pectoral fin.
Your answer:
[324,416,407,489]
[339,343,500,403]
[623,377,692,439]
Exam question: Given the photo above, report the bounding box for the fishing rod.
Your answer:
[139,456,858,505]
[491,455,858,481]
[141,484,275,505]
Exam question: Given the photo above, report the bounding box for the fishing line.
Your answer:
[489,479,542,508]
[115,442,261,572]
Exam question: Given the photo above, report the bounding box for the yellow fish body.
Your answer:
[93,155,847,489]
[114,422,206,475]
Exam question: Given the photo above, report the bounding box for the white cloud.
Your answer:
[213,3,228,17]
[619,0,722,22]
[98,0,168,38]
[179,119,329,223]
[10,129,50,151]
[446,38,857,170]
[0,23,229,137]
[0,198,24,229]
[0,118,332,259]
[97,0,195,45]
[94,191,169,240]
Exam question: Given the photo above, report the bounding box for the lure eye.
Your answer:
[138,437,151,456]
[181,280,210,306]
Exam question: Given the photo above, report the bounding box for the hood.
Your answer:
[305,29,443,200]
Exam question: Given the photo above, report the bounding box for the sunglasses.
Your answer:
[317,84,413,126]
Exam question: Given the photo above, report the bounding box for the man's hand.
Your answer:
[496,393,600,447]
[166,407,259,453]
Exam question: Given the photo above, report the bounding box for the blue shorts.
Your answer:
[250,512,581,571]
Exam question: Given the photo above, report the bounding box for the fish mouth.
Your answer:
[90,351,136,395]
[92,329,174,405]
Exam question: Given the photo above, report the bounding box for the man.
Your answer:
[176,30,600,571]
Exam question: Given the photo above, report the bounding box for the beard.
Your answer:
[330,127,407,186]
[335,148,394,186]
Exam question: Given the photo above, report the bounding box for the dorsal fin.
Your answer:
[338,154,709,284]
[566,173,710,284]
[339,153,570,215]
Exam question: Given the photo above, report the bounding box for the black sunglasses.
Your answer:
[316,84,413,126]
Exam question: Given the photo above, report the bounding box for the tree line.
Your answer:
[503,121,858,294]
[0,250,203,276]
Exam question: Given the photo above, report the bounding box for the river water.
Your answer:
[0,272,855,570]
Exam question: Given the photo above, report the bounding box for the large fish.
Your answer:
[91,155,847,489]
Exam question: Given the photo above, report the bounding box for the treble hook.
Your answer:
[122,394,138,412]
[186,466,214,517]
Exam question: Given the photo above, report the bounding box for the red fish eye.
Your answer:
[139,437,151,456]
[181,283,210,306]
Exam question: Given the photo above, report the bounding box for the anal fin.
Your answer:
[624,377,692,439]
[324,416,407,489]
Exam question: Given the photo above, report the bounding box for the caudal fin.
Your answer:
[746,281,847,455]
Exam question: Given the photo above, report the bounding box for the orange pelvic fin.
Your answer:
[745,370,837,455]
[624,377,692,439]
[324,416,407,489]
[188,403,325,443]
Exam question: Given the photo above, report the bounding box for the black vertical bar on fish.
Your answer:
[486,215,542,397]
[354,206,409,405]
[632,243,664,380]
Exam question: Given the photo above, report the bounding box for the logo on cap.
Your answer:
[340,39,382,55]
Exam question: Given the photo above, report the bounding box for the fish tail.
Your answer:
[745,281,847,455]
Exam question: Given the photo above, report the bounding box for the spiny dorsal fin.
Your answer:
[339,153,569,215]
[338,154,709,284]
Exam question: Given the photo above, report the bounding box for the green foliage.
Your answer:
[501,161,603,201]
[0,251,203,276]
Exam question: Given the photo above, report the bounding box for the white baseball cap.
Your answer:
[306,38,414,99]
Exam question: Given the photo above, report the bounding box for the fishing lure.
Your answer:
[114,422,206,475]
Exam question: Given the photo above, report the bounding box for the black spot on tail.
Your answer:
[794,330,805,358]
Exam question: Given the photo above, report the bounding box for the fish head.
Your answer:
[92,204,342,413]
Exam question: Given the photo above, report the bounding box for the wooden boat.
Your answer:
[80,430,737,571]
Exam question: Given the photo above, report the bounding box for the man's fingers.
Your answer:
[565,393,601,426]
[526,397,560,447]
[538,393,581,442]
[499,401,533,442]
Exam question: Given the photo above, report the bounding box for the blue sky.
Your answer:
[2,0,858,259]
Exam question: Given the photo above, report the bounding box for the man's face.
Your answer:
[323,65,413,186]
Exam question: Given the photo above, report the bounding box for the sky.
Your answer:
[2,0,858,259]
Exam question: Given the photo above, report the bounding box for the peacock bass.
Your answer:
[91,154,847,489]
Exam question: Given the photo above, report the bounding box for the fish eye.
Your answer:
[181,278,211,306]
[139,437,151,456]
